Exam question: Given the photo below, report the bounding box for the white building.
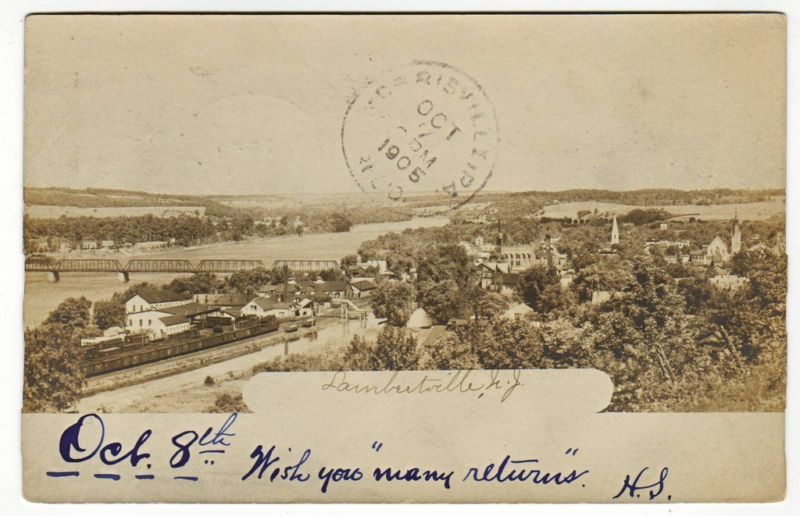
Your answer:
[361,259,388,273]
[706,236,730,263]
[125,290,192,314]
[241,298,294,319]
[125,302,214,338]
[350,279,377,298]
[498,245,537,271]
[503,302,534,320]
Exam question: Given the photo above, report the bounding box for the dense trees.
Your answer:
[327,212,354,233]
[571,257,634,303]
[44,296,93,329]
[415,244,491,324]
[371,327,420,370]
[168,273,223,297]
[517,265,563,314]
[93,300,126,330]
[371,282,416,326]
[417,279,461,325]
[226,268,283,295]
[24,297,98,412]
[589,260,694,409]
[25,213,222,249]
[24,324,85,412]
[619,208,672,225]
[325,328,421,370]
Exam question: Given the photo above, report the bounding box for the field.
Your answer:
[24,205,207,219]
[540,198,785,221]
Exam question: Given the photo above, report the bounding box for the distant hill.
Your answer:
[503,188,784,206]
[24,187,245,218]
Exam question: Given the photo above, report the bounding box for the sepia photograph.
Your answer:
[22,13,786,420]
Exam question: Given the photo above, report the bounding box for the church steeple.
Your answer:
[731,211,742,254]
[610,216,620,245]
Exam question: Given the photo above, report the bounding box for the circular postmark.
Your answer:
[341,60,499,214]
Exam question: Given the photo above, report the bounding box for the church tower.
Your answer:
[731,212,742,254]
[610,216,620,245]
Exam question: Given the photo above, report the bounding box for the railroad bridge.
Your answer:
[25,257,338,282]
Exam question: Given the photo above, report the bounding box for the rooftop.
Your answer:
[160,302,216,317]
[317,280,347,292]
[250,298,293,311]
[194,293,250,306]
[133,288,191,304]
[160,314,190,326]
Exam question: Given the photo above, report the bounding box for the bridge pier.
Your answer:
[47,271,60,282]
[118,271,130,283]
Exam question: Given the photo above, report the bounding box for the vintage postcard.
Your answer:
[22,13,786,502]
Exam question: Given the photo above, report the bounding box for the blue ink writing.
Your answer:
[170,413,238,468]
[612,466,669,500]
[94,473,121,481]
[198,413,237,447]
[318,465,363,493]
[59,413,151,467]
[46,471,79,478]
[373,466,454,489]
[241,445,312,483]
[463,455,589,485]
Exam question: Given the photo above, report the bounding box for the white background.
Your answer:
[1,1,797,515]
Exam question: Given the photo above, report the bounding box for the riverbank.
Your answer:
[34,216,442,261]
[24,216,450,327]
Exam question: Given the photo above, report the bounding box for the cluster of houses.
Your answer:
[80,240,172,252]
[460,232,574,295]
[648,216,784,292]
[122,277,379,339]
[645,216,744,266]
[461,214,782,301]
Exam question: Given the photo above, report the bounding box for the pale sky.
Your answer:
[24,14,786,195]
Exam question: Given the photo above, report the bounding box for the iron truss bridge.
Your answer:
[25,257,339,281]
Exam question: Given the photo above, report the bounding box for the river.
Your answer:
[24,216,449,328]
